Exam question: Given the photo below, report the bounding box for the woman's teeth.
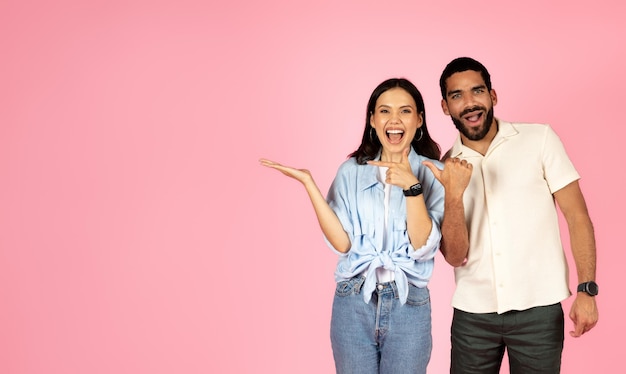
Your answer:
[386,129,404,142]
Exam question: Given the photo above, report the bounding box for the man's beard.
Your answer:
[451,107,495,141]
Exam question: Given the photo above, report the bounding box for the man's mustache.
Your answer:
[460,106,486,117]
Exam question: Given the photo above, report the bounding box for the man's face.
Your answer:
[441,70,497,141]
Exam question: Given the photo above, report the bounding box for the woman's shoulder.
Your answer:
[333,157,370,182]
[336,157,360,171]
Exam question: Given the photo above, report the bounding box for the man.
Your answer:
[423,57,598,373]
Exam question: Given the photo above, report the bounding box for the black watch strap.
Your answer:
[577,281,599,296]
[403,183,423,197]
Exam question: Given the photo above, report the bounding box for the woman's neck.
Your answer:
[380,148,408,163]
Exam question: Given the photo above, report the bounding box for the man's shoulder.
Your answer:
[502,120,551,132]
[498,120,556,141]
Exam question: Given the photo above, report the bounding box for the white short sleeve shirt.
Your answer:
[448,120,580,314]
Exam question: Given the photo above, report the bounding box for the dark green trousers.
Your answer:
[450,303,564,374]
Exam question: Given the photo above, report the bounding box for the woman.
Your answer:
[260,78,444,374]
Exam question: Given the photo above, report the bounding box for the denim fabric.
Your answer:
[330,276,432,374]
[450,303,564,374]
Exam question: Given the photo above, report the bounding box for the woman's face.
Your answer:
[370,87,422,161]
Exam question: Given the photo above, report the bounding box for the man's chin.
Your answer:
[452,107,494,141]
[454,119,491,141]
[465,133,485,141]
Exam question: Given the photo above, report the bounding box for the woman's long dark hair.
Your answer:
[349,78,440,164]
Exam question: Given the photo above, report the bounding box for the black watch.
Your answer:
[577,281,599,296]
[403,183,423,197]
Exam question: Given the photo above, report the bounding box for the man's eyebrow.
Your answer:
[447,84,487,97]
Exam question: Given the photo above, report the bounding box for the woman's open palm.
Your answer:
[259,158,314,185]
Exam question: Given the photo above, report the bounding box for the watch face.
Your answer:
[410,183,422,194]
[588,282,599,295]
[404,183,423,196]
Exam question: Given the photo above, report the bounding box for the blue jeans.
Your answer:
[330,276,432,374]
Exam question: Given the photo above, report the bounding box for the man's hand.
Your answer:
[423,157,472,198]
[569,294,598,337]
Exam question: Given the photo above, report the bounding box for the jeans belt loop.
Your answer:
[354,275,365,294]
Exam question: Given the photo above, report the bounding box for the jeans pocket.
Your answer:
[335,279,355,297]
[405,284,430,307]
[335,277,364,297]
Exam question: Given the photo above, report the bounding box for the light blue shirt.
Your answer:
[325,148,444,304]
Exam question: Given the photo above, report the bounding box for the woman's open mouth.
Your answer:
[386,129,404,144]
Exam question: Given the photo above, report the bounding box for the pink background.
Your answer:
[1,0,624,372]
